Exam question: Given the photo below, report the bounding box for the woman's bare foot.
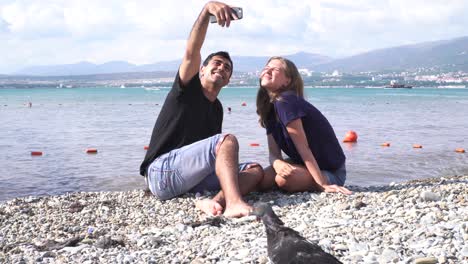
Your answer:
[195,199,223,216]
[223,201,252,218]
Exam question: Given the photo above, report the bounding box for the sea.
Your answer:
[1,86,467,202]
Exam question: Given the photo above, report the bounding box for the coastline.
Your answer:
[1,175,467,263]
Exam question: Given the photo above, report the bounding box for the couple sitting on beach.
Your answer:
[140,1,352,218]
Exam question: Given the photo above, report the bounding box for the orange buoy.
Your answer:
[144,146,149,150]
[343,130,358,143]
[241,102,247,106]
[86,148,98,154]
[413,144,423,149]
[455,148,465,153]
[31,151,43,156]
[381,142,391,147]
[250,143,260,147]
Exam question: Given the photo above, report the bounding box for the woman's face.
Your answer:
[260,59,290,92]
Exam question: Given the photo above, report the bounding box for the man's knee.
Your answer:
[245,163,264,181]
[216,134,239,155]
[222,134,238,146]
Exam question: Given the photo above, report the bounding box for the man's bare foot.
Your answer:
[223,201,252,218]
[195,199,223,216]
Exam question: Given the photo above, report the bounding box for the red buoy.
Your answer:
[343,131,358,143]
[86,148,98,154]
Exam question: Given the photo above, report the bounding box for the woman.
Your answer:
[256,56,351,194]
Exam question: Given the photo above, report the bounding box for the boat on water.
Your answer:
[385,80,413,89]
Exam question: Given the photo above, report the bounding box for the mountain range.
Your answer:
[13,36,467,76]
[314,36,467,72]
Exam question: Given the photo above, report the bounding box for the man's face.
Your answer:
[200,55,232,88]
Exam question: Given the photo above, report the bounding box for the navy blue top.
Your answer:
[265,91,345,170]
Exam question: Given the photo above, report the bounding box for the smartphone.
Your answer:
[210,7,243,23]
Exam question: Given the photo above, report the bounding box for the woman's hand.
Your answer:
[273,160,299,178]
[322,184,353,195]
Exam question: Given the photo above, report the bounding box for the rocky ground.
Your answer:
[1,175,467,264]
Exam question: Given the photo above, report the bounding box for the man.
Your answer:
[140,1,264,218]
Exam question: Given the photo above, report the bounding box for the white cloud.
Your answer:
[0,0,467,73]
[1,1,66,38]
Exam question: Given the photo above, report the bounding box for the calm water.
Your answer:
[1,86,467,201]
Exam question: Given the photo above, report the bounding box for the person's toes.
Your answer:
[196,199,224,216]
[213,202,223,215]
[223,203,252,218]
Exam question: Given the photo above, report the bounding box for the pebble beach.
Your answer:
[1,175,467,264]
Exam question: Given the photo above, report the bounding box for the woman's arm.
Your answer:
[286,118,351,194]
[267,134,282,166]
[268,134,299,179]
[286,119,328,187]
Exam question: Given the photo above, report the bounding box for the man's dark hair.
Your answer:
[202,51,233,75]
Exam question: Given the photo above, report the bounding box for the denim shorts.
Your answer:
[146,134,257,200]
[321,163,347,186]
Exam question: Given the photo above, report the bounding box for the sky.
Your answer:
[0,0,467,74]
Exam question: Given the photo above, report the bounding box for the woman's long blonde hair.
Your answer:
[256,56,304,128]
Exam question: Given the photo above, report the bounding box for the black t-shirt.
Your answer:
[140,72,223,176]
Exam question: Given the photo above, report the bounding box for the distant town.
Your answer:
[233,68,468,88]
[2,67,466,89]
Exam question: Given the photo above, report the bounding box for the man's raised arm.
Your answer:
[179,1,237,85]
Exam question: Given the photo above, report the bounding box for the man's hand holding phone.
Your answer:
[205,1,243,27]
[210,7,243,24]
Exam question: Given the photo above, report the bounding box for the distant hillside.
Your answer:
[133,60,181,73]
[232,52,332,72]
[139,52,332,73]
[14,52,331,76]
[313,36,468,72]
[12,36,467,76]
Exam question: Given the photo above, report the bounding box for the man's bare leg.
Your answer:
[195,135,263,218]
[257,166,277,191]
[195,165,263,216]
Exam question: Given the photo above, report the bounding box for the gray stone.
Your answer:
[60,244,89,255]
[123,254,135,263]
[420,191,441,202]
[379,248,399,263]
[461,245,468,257]
[414,257,438,264]
[190,258,206,264]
